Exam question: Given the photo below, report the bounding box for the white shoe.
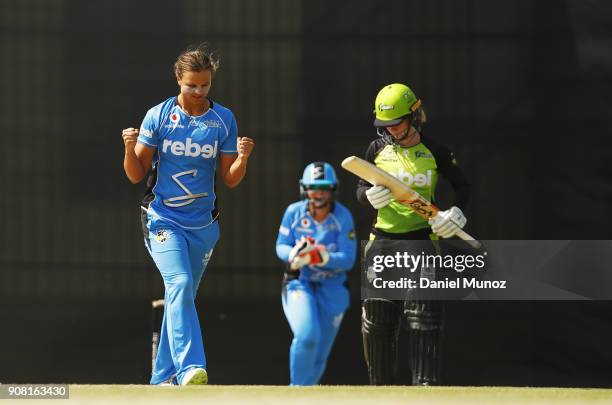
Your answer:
[181,368,208,385]
[157,376,177,386]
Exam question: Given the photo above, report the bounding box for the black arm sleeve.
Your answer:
[356,138,387,208]
[422,136,471,210]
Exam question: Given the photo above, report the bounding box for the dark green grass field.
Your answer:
[13,385,612,404]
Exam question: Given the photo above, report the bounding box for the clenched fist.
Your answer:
[238,137,255,159]
[122,127,139,152]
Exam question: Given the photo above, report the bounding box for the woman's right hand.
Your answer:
[122,127,139,151]
[365,185,393,209]
[122,127,155,183]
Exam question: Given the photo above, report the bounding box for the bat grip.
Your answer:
[456,229,482,249]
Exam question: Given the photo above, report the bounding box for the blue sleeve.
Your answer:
[275,206,296,262]
[326,209,357,271]
[220,113,238,154]
[137,107,159,148]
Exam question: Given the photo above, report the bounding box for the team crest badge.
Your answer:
[170,113,180,124]
[156,230,169,243]
[311,165,324,180]
[301,218,311,228]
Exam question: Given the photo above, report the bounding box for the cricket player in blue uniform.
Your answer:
[121,44,254,386]
[276,162,357,386]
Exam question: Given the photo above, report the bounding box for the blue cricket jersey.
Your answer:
[137,97,238,229]
[276,201,357,283]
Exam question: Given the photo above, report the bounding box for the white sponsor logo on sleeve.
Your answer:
[140,129,153,138]
[279,226,290,236]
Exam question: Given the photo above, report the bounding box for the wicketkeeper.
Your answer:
[276,162,357,386]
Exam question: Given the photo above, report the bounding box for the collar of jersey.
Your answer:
[174,96,214,119]
[299,200,333,225]
[392,141,423,151]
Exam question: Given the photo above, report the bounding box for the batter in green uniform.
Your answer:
[356,83,471,385]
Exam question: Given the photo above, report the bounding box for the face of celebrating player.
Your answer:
[177,69,212,114]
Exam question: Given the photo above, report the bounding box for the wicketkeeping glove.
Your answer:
[366,185,393,209]
[289,236,315,260]
[289,237,330,270]
[428,206,467,239]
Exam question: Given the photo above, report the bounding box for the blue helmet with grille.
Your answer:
[299,162,338,199]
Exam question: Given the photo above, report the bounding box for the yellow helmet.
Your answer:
[373,83,422,127]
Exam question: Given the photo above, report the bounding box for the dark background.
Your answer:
[1,0,611,386]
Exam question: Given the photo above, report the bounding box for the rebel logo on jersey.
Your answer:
[161,138,218,159]
[395,168,433,187]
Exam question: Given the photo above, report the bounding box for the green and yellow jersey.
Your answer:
[356,136,471,236]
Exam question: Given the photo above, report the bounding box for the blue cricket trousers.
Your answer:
[146,215,219,385]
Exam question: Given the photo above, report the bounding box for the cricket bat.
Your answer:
[342,156,481,248]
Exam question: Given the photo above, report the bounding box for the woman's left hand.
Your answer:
[238,137,255,159]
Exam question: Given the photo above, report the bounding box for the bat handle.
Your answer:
[456,229,482,249]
